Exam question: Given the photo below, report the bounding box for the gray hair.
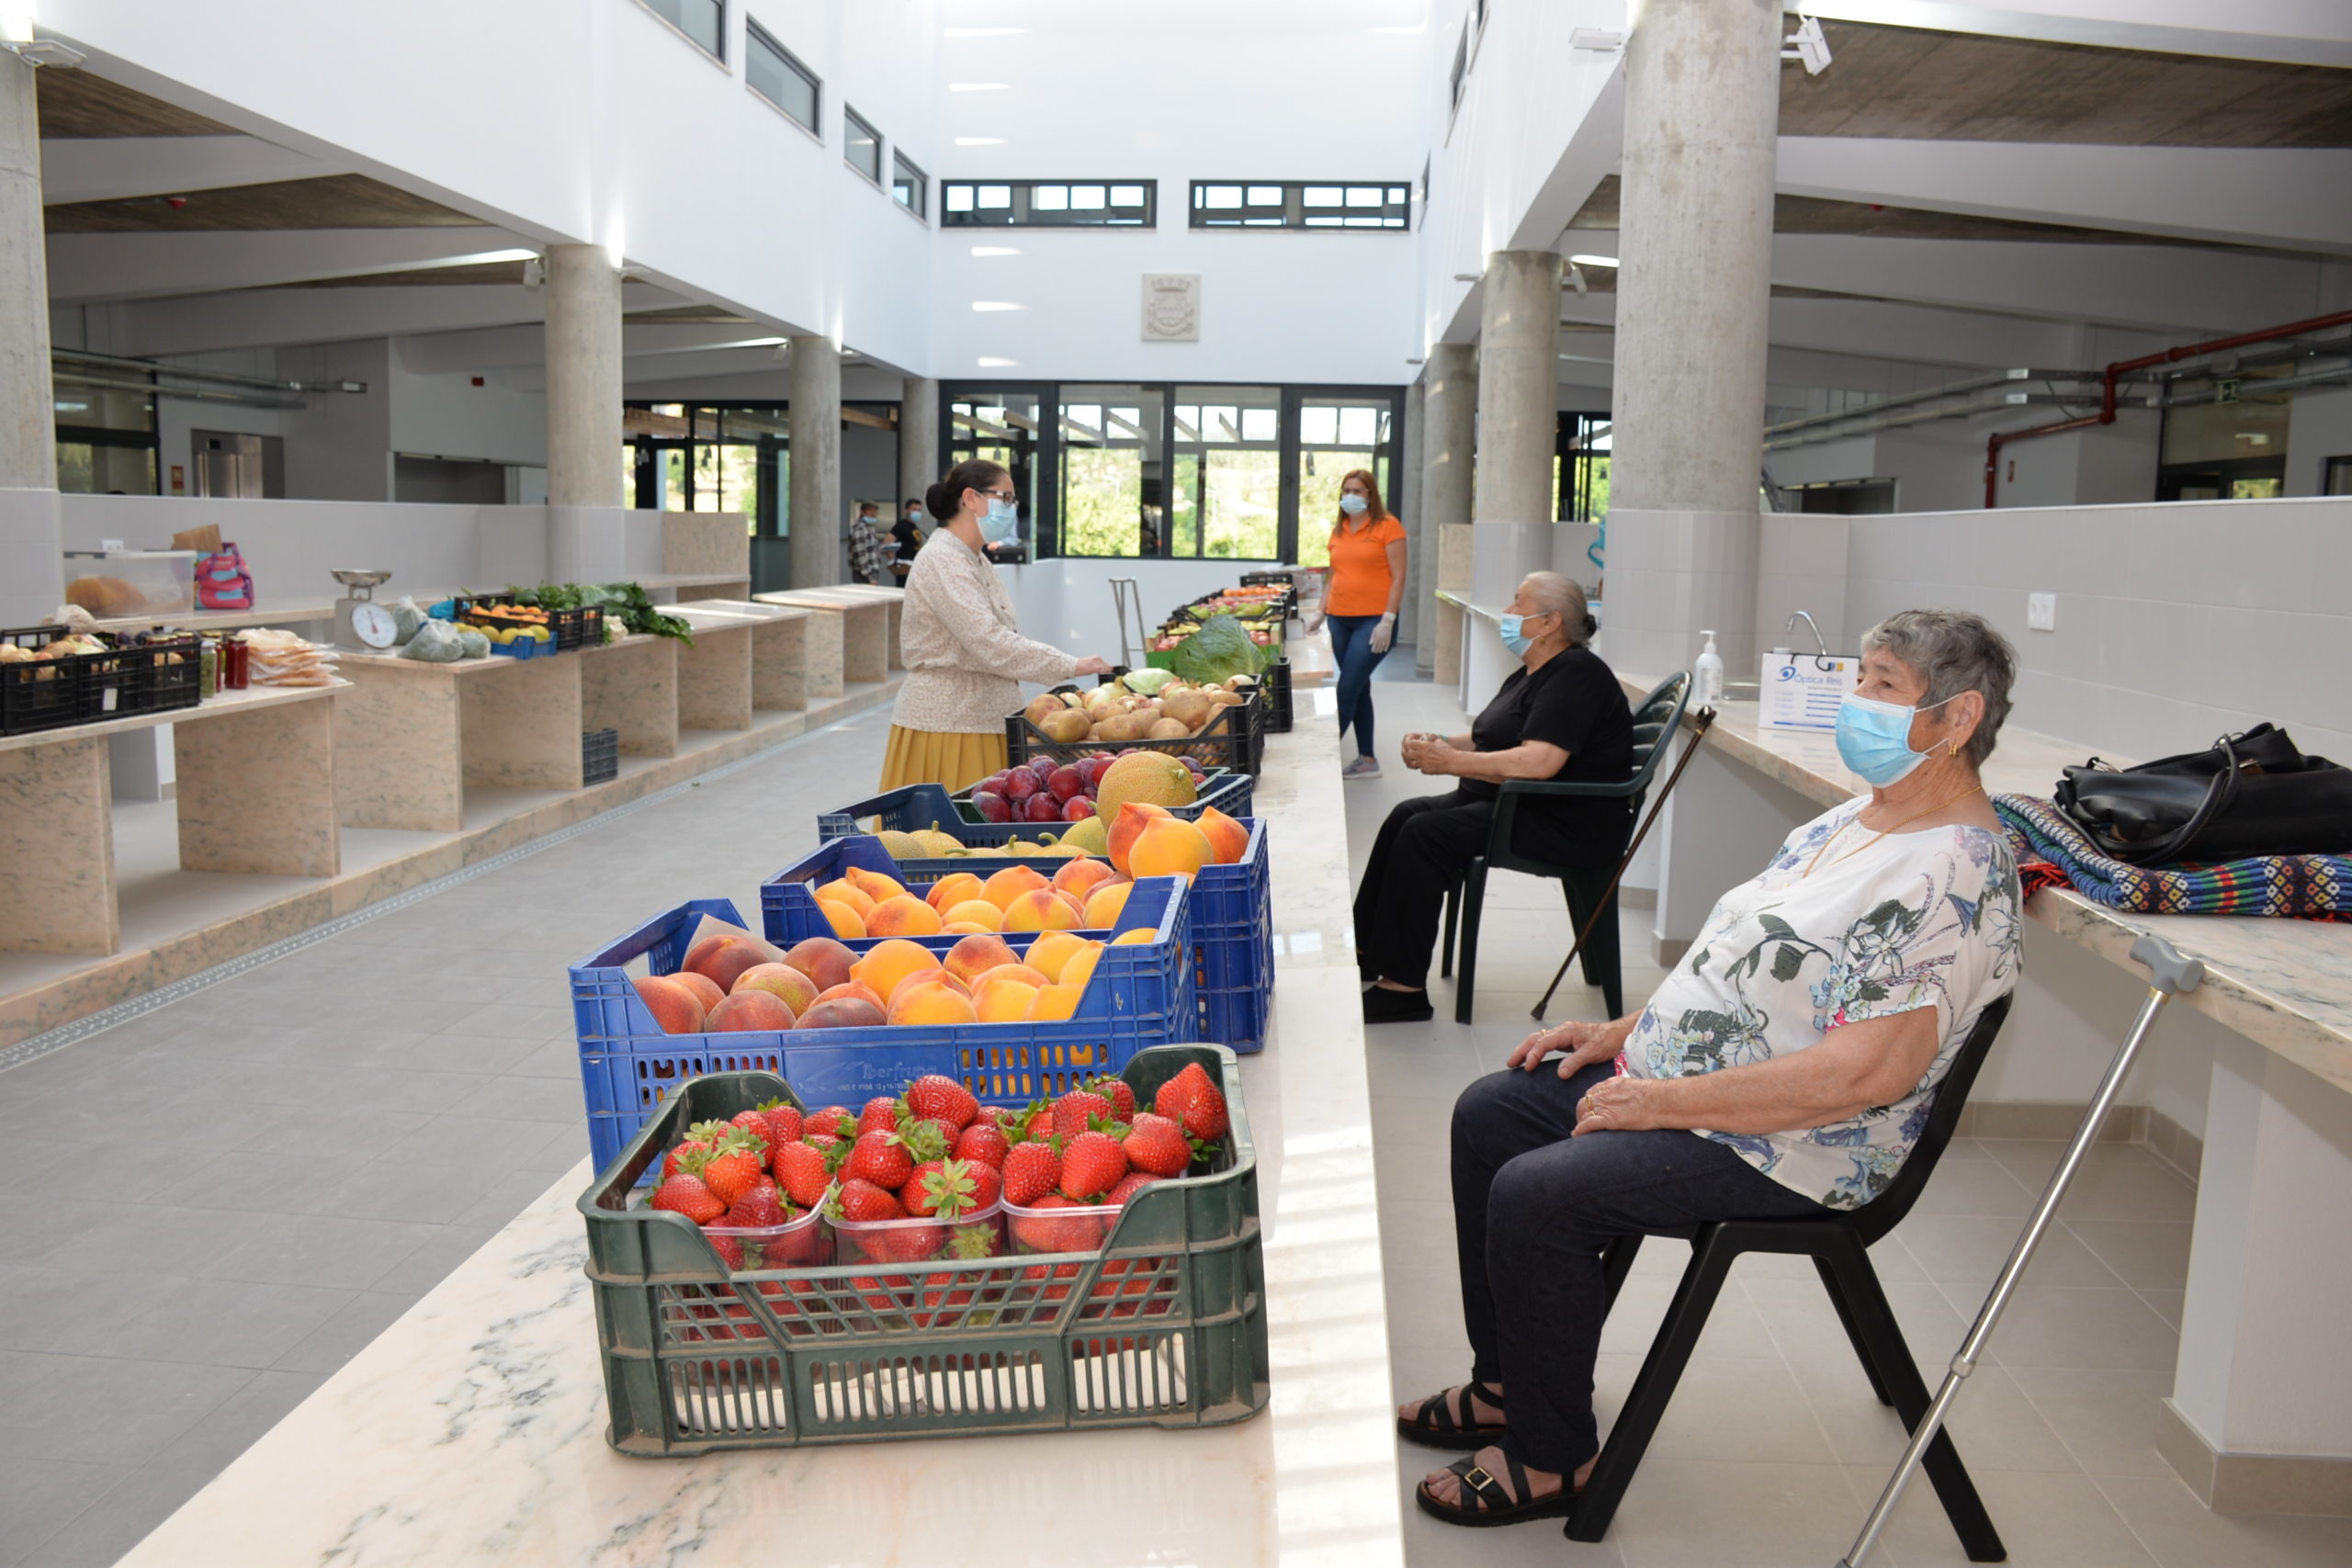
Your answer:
[1521,571,1598,647]
[1860,608,2016,768]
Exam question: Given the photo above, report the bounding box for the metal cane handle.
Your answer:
[2130,933,2204,996]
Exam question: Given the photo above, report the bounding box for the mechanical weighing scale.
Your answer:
[330,569,398,651]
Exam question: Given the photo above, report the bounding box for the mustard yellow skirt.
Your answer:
[878,727,1008,796]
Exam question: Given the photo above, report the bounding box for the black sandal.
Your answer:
[1414,1451,1579,1529]
[1396,1380,1508,1450]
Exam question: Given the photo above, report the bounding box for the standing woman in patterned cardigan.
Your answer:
[876,457,1114,793]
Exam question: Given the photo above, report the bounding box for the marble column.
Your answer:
[0,52,59,626]
[789,335,842,588]
[1468,252,1560,702]
[1600,0,1781,681]
[897,375,939,517]
[1396,376,1425,657]
[1418,344,1476,680]
[543,244,624,509]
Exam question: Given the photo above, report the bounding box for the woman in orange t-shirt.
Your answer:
[1315,468,1408,780]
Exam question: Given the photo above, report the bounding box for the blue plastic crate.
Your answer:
[815,773,1254,843]
[765,823,1273,1055]
[571,886,1196,1174]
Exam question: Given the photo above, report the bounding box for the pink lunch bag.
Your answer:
[196,544,254,612]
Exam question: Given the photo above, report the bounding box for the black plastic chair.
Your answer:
[1563,994,2015,1560]
[1439,671,1690,1024]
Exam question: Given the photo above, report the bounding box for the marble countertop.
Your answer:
[90,603,334,633]
[752,589,887,611]
[0,678,345,754]
[1628,677,2352,1092]
[118,721,1406,1567]
[1432,588,1506,622]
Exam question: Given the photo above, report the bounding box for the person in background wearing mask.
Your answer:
[1307,468,1408,780]
[888,502,925,582]
[1351,572,1631,1025]
[849,501,891,586]
[878,458,1114,792]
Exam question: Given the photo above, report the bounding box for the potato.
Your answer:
[1160,689,1214,730]
[1024,694,1066,729]
[1039,707,1091,743]
[1147,717,1191,739]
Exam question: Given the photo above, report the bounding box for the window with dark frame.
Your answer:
[1188,181,1410,231]
[638,0,724,61]
[892,151,928,218]
[844,106,883,184]
[745,20,819,132]
[940,180,1157,228]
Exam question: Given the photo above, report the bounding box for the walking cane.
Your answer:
[1838,932,2205,1568]
[1532,707,1716,1021]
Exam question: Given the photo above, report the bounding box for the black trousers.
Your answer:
[1451,1064,1824,1472]
[1352,789,1494,988]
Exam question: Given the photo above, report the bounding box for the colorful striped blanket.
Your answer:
[1993,793,2352,919]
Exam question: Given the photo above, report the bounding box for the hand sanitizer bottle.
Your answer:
[1694,630,1724,706]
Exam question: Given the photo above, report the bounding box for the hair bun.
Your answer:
[922,482,954,522]
[1582,613,1599,640]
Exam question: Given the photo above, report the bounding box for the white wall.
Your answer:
[388,345,550,468]
[1001,557,1265,677]
[2287,384,2352,495]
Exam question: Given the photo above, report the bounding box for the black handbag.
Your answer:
[2054,723,2352,865]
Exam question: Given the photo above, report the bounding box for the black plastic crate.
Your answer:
[86,634,201,720]
[1258,659,1291,735]
[1005,684,1261,775]
[583,727,620,785]
[0,625,86,736]
[552,605,604,651]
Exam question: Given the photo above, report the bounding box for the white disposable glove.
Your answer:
[1370,614,1395,654]
[1304,612,1326,637]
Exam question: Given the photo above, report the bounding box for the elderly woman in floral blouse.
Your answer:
[1399,608,2024,1529]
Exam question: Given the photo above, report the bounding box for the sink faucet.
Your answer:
[1786,611,1828,660]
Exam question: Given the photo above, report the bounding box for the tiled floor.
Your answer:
[1341,678,2352,1567]
[0,702,904,1568]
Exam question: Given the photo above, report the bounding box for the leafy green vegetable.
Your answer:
[501,582,693,646]
[1166,614,1267,685]
[1120,666,1177,696]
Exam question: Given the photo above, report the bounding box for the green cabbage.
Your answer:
[1121,666,1177,696]
[1166,614,1267,685]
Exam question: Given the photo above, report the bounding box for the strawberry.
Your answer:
[1057,1130,1129,1201]
[1085,1074,1136,1121]
[773,1140,834,1210]
[901,1158,954,1218]
[905,1074,979,1132]
[1011,1193,1105,1253]
[699,1128,768,1208]
[651,1172,726,1224]
[1104,1170,1161,1207]
[954,1120,1011,1169]
[729,1108,771,1141]
[899,1117,954,1165]
[760,1220,822,1269]
[843,1129,914,1190]
[961,1161,1002,1213]
[700,1227,745,1269]
[912,1271,976,1327]
[1179,1081,1228,1143]
[1121,1112,1192,1178]
[829,1178,904,1224]
[1053,1089,1112,1141]
[857,1097,902,1137]
[909,1158,997,1221]
[876,1220,947,1264]
[808,1105,857,1140]
[725,1180,788,1230]
[1001,1140,1061,1206]
[803,1132,843,1158]
[666,1119,729,1179]
[756,1099,804,1153]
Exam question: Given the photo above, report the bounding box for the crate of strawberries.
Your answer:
[577,1044,1266,1453]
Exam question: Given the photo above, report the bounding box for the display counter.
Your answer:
[114,697,1408,1568]
[752,589,889,685]
[673,600,816,714]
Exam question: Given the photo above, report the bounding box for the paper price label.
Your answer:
[1759,651,1853,731]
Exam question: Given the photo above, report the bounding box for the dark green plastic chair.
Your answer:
[1439,671,1690,1024]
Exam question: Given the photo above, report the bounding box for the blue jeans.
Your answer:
[1451,1062,1824,1472]
[1327,612,1389,757]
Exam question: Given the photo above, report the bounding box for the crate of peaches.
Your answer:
[576,1043,1264,1453]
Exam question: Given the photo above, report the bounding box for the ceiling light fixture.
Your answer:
[955,137,1005,146]
[978,356,1020,367]
[1453,273,1479,283]
[970,246,1020,257]
[1567,254,1618,268]
[970,301,1025,312]
[1569,28,1625,52]
[1567,265,1589,298]
[948,83,1010,92]
[1782,15,1832,74]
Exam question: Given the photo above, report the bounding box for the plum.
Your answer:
[1075,756,1114,792]
[1029,756,1059,784]
[969,789,1011,824]
[1047,765,1085,802]
[1023,793,1062,823]
[1001,770,1041,802]
[1062,795,1095,822]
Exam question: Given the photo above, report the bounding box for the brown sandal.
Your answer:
[1396,1380,1508,1450]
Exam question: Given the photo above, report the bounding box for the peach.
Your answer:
[1059,940,1106,994]
[815,878,876,919]
[850,938,937,1006]
[818,899,866,940]
[941,898,1004,931]
[985,963,1051,990]
[846,866,910,904]
[865,894,944,938]
[924,873,985,914]
[797,996,886,1030]
[1081,880,1133,931]
[944,932,1020,987]
[1002,887,1081,933]
[733,962,818,1015]
[784,936,857,991]
[1051,856,1119,902]
[888,980,978,1027]
[1129,817,1214,882]
[1113,927,1158,944]
[707,987,796,1032]
[1023,930,1088,984]
[685,934,771,993]
[891,965,970,1004]
[671,970,726,1013]
[981,864,1050,911]
[814,979,887,1012]
[943,921,992,935]
[1024,982,1083,1022]
[1195,806,1250,866]
[1107,801,1171,875]
[973,977,1039,1022]
[634,975,706,1034]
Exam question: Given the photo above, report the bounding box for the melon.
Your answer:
[1095,750,1198,816]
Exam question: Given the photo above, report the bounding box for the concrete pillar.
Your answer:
[542,244,624,509]
[0,53,60,626]
[1418,343,1476,680]
[1601,0,1781,681]
[1468,250,1561,703]
[788,335,842,588]
[1396,376,1425,656]
[897,376,939,517]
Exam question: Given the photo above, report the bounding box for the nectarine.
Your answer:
[818,899,866,939]
[707,988,796,1032]
[733,962,818,1015]
[1129,818,1214,881]
[924,873,985,914]
[813,979,886,1011]
[891,965,970,1004]
[972,977,1039,1022]
[981,864,1050,911]
[942,899,1004,931]
[1051,856,1118,902]
[943,932,1019,987]
[1023,930,1087,983]
[671,970,726,1014]
[797,997,886,1030]
[1113,927,1158,944]
[783,936,856,991]
[943,921,991,935]
[849,938,937,1005]
[1195,806,1250,865]
[1002,887,1081,933]
[1024,982,1083,1022]
[846,866,910,904]
[1059,940,1106,994]
[1107,801,1172,875]
[888,980,978,1027]
[1081,880,1132,930]
[865,894,944,938]
[815,878,875,919]
[684,933,770,993]
[634,975,706,1034]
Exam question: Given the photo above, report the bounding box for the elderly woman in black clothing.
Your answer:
[1354,571,1634,1025]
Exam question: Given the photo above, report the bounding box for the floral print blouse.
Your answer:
[1621,798,2022,1209]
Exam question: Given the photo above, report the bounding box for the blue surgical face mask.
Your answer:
[1498,611,1548,658]
[1339,492,1368,516]
[979,496,1020,545]
[1836,692,1954,786]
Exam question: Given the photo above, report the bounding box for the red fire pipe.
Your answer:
[1983,308,2352,508]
